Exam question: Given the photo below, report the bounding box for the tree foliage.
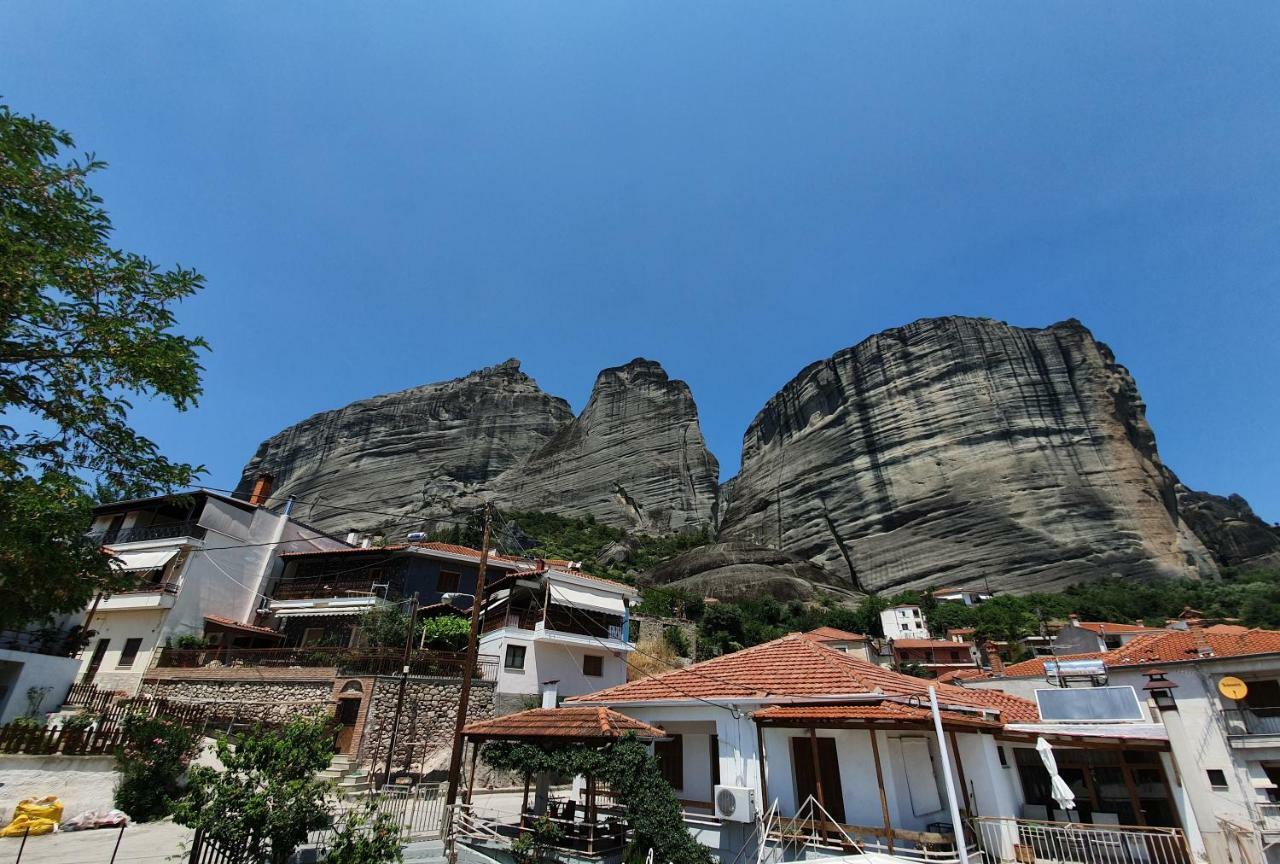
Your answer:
[0,103,207,629]
[114,713,199,822]
[482,735,713,864]
[174,716,336,864]
[324,801,404,864]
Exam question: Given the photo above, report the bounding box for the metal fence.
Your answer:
[973,816,1191,864]
[1224,706,1280,736]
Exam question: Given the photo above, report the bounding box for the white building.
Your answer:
[0,617,84,724]
[932,588,993,607]
[76,486,346,694]
[881,604,931,640]
[965,624,1280,864]
[478,564,637,711]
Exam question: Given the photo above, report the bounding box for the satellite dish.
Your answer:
[1218,676,1249,701]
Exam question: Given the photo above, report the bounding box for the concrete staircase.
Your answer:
[318,753,372,797]
[402,838,446,863]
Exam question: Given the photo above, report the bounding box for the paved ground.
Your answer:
[0,820,193,864]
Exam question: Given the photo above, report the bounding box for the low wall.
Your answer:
[0,754,119,820]
[141,671,335,724]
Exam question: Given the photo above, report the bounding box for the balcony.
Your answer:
[0,628,84,658]
[1224,707,1280,746]
[98,581,181,611]
[272,576,404,602]
[973,816,1190,864]
[482,606,627,646]
[154,646,498,680]
[89,521,205,546]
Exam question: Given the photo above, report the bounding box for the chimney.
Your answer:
[984,642,1005,677]
[1190,619,1213,657]
[248,473,274,507]
[541,681,560,709]
[1068,613,1080,627]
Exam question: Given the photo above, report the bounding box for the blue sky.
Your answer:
[3,2,1278,520]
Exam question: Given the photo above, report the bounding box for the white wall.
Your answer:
[0,650,81,723]
[77,608,168,693]
[481,630,627,701]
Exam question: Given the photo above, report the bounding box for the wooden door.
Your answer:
[82,638,109,684]
[791,736,846,824]
[335,695,361,753]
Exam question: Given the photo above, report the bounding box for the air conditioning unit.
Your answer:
[714,785,755,822]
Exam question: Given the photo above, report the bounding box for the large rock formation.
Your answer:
[491,359,719,533]
[641,541,856,602]
[717,317,1220,594]
[235,360,573,534]
[1177,486,1280,571]
[236,358,720,537]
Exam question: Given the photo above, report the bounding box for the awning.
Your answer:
[546,580,626,616]
[271,606,368,618]
[110,548,179,572]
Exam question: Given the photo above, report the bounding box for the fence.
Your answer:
[155,645,498,680]
[1224,706,1280,736]
[973,816,1190,864]
[7,823,128,864]
[66,682,121,712]
[0,722,124,756]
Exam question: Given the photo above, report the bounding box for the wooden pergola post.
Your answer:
[465,741,479,804]
[808,727,828,839]
[869,728,894,855]
[947,730,972,816]
[755,721,769,808]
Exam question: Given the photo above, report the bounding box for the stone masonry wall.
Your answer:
[631,614,698,659]
[359,675,495,779]
[141,676,335,725]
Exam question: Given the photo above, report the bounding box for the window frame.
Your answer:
[117,637,144,669]
[437,570,461,594]
[504,644,527,671]
[582,654,604,677]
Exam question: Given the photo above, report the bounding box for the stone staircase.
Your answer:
[318,753,372,797]
[402,838,446,863]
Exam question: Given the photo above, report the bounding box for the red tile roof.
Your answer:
[1069,621,1162,635]
[203,615,281,637]
[893,639,974,649]
[938,668,991,684]
[802,627,869,643]
[569,632,1039,722]
[461,707,666,741]
[999,627,1280,677]
[752,701,1004,730]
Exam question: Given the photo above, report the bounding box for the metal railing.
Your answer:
[1224,706,1280,736]
[271,576,405,601]
[91,521,204,546]
[1257,802,1280,832]
[761,795,974,863]
[154,645,499,680]
[0,628,83,657]
[973,816,1190,864]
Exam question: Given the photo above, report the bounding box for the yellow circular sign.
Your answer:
[1219,677,1249,701]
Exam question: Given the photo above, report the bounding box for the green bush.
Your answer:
[114,714,198,822]
[418,614,470,651]
[173,634,208,650]
[325,801,403,864]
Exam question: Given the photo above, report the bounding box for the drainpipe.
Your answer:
[929,687,971,864]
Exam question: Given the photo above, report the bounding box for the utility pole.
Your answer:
[382,592,419,787]
[444,504,492,860]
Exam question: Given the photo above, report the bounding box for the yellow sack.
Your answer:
[0,796,64,837]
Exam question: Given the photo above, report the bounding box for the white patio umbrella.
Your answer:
[1036,736,1077,811]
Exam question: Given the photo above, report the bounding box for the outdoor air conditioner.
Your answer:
[714,785,755,823]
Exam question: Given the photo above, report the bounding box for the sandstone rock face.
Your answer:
[718,317,1220,594]
[1177,486,1280,570]
[642,540,857,603]
[491,359,719,533]
[235,360,574,535]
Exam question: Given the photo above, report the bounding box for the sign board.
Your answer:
[1035,686,1145,722]
[1218,676,1249,701]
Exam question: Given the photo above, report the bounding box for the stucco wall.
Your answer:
[0,650,81,724]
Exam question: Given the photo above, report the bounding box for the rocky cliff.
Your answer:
[236,358,719,537]
[1176,486,1280,571]
[234,360,574,534]
[715,317,1220,594]
[491,359,719,532]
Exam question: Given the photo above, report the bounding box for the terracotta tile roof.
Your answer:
[998,627,1280,677]
[462,707,666,741]
[893,639,974,649]
[938,668,991,684]
[569,633,1040,723]
[280,545,409,558]
[544,567,636,594]
[954,687,1040,723]
[203,615,281,637]
[1069,621,1162,635]
[752,701,1004,730]
[802,627,869,643]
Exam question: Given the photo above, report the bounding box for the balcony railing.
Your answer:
[1224,706,1280,736]
[973,816,1190,864]
[0,628,84,657]
[1258,802,1280,832]
[272,577,403,601]
[90,521,204,546]
[155,646,498,680]
[113,581,181,596]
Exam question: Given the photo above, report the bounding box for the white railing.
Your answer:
[449,802,511,848]
[760,796,975,864]
[306,783,446,851]
[764,795,863,857]
[973,816,1189,864]
[1257,802,1280,832]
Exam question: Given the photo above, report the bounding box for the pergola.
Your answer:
[460,706,667,855]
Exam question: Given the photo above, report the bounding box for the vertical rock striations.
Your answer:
[717,317,1219,594]
[234,360,573,535]
[492,359,720,533]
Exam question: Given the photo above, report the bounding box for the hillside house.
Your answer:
[1052,616,1167,654]
[881,604,931,640]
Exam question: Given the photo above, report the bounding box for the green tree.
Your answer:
[114,714,199,822]
[175,717,336,864]
[418,614,471,651]
[928,601,979,635]
[973,596,1039,642]
[325,801,404,864]
[361,606,410,649]
[0,103,207,630]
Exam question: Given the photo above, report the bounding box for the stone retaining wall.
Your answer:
[140,676,335,724]
[359,676,495,778]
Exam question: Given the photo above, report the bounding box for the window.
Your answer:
[117,638,144,668]
[504,645,526,670]
[710,734,721,787]
[1207,769,1228,789]
[654,735,683,790]
[582,654,604,677]
[301,627,325,646]
[998,746,1009,768]
[437,571,460,594]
